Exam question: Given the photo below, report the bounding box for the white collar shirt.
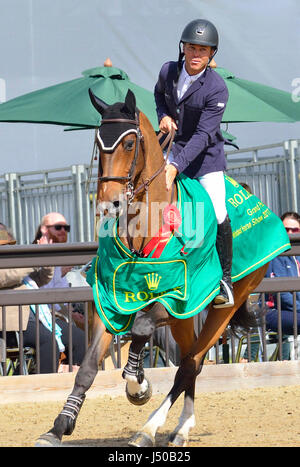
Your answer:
[177,63,206,100]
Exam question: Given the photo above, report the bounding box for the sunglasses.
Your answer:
[285,227,300,233]
[46,224,71,232]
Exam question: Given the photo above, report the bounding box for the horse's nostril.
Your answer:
[113,200,120,209]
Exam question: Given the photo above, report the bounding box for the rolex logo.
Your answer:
[144,273,162,291]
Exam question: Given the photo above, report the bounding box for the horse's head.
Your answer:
[89,88,145,212]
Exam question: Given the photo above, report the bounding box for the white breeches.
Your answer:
[198,171,227,224]
[166,149,227,224]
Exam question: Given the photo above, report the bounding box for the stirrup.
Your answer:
[213,279,234,308]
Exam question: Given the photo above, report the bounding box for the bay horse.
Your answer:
[35,89,267,447]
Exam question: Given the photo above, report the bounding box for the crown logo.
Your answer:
[144,273,162,291]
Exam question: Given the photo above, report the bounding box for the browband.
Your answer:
[101,118,138,125]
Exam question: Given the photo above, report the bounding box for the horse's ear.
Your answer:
[123,89,136,116]
[88,88,108,115]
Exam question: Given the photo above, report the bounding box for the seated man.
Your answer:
[33,212,86,369]
[33,212,84,328]
[241,211,300,362]
[264,211,300,359]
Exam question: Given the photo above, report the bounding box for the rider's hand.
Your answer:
[165,164,178,191]
[159,116,178,134]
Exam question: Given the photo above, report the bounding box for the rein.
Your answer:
[133,128,175,197]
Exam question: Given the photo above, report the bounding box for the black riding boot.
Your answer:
[213,215,234,308]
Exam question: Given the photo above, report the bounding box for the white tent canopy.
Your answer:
[0,0,299,173]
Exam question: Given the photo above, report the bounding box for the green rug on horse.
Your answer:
[86,174,290,335]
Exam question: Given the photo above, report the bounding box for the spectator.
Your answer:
[241,211,300,362]
[0,223,57,374]
[33,212,86,370]
[239,182,252,194]
[264,211,300,359]
[33,212,84,327]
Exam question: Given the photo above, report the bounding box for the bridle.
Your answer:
[91,112,175,255]
[97,113,144,205]
[94,111,175,206]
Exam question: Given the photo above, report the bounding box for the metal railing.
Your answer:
[0,290,90,375]
[1,236,300,375]
[226,139,300,215]
[0,165,98,244]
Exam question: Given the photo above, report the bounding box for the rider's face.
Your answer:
[183,43,214,75]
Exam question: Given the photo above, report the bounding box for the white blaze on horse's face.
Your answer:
[98,177,128,206]
[96,194,127,221]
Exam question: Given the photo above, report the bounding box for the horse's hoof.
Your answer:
[35,432,61,447]
[125,377,152,406]
[168,432,188,447]
[128,431,155,447]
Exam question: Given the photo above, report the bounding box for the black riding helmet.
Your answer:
[180,19,219,50]
[177,19,219,77]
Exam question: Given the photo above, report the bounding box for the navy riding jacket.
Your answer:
[154,61,229,178]
[265,256,300,313]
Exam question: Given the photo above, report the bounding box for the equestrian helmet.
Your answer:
[180,19,219,50]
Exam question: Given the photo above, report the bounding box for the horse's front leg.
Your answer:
[122,304,170,407]
[35,312,112,447]
[167,317,197,446]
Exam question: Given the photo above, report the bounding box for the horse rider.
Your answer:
[154,18,233,308]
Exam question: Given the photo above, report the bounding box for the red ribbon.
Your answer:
[142,205,182,258]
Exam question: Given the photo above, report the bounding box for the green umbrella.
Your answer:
[0,65,299,128]
[215,67,300,123]
[0,65,159,129]
[220,129,237,142]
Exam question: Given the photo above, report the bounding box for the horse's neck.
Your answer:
[119,116,177,254]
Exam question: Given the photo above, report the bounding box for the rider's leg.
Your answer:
[198,171,234,308]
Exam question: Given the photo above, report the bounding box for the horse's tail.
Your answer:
[229,299,264,337]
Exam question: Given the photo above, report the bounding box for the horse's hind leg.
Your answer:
[122,303,171,407]
[131,269,268,447]
[168,318,198,446]
[133,304,239,447]
[129,316,197,447]
[35,311,112,446]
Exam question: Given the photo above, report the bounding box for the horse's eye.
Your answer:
[124,140,134,151]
